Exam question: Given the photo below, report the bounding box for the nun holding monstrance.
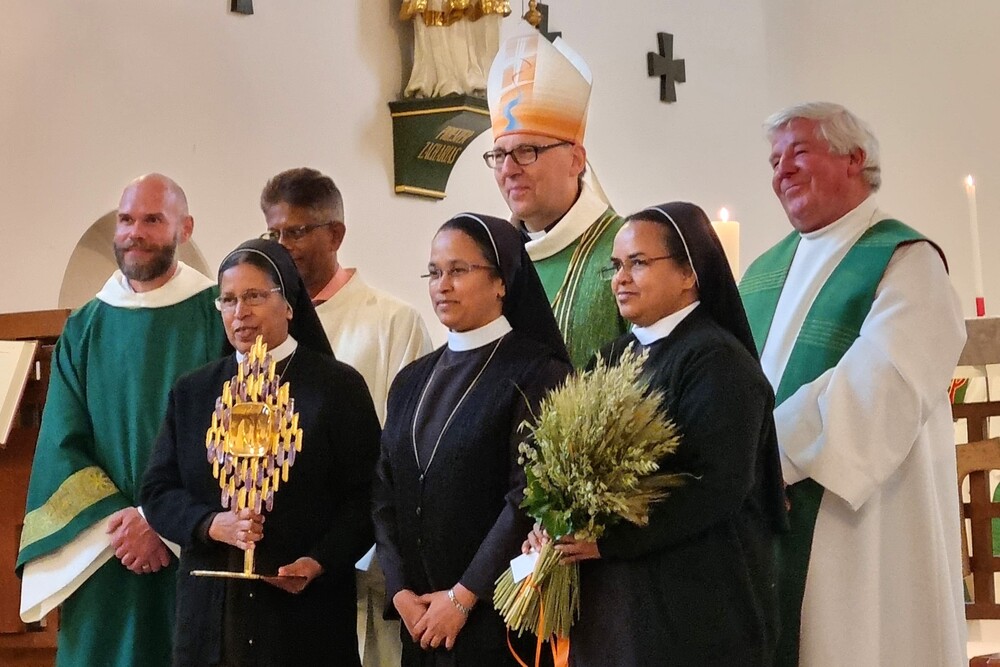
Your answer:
[142,239,381,666]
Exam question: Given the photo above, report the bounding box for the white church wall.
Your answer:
[0,0,772,347]
[0,1,994,345]
[759,0,1000,319]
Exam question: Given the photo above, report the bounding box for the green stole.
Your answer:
[534,207,626,368]
[739,219,927,667]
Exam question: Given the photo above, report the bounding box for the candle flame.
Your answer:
[966,175,975,189]
[719,207,729,222]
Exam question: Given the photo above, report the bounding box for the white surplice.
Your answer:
[759,198,968,666]
[314,270,431,426]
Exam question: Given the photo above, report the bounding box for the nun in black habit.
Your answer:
[373,213,572,666]
[545,203,788,666]
[141,239,381,666]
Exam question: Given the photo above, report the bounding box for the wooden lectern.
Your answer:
[0,310,69,667]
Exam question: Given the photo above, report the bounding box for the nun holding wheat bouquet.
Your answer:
[512,202,787,667]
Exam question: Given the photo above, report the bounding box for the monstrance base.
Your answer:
[190,569,305,582]
[190,569,265,580]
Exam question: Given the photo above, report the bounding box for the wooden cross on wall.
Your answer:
[647,32,685,103]
[537,4,562,43]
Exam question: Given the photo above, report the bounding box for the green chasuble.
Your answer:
[531,204,628,369]
[739,219,926,667]
[17,286,222,667]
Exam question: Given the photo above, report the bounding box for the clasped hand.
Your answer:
[209,507,264,551]
[522,523,601,563]
[393,585,475,651]
[107,507,171,574]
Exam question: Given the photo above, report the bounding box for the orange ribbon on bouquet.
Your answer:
[505,576,570,667]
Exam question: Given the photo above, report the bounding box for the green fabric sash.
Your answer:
[17,289,223,568]
[19,466,123,552]
[739,219,927,667]
[534,207,627,368]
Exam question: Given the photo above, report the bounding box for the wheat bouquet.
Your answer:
[493,346,683,640]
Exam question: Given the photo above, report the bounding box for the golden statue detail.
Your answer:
[192,335,302,580]
[399,0,510,98]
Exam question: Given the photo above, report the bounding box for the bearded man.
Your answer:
[16,173,223,667]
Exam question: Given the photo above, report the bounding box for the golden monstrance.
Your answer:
[191,336,302,580]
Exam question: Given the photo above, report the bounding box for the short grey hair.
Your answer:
[764,102,881,191]
[260,167,345,223]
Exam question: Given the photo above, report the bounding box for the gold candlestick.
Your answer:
[192,336,303,580]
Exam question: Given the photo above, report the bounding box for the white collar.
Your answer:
[522,182,609,261]
[447,316,512,351]
[800,194,880,243]
[316,269,363,310]
[96,261,215,309]
[631,301,700,345]
[235,335,298,363]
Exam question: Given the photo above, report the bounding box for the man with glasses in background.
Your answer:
[485,31,627,368]
[17,173,222,667]
[260,167,431,667]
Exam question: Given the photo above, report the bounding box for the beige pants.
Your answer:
[357,556,402,666]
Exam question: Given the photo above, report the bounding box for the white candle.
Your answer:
[966,175,986,317]
[711,207,740,278]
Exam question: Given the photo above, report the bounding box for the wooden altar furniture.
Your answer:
[954,317,1000,665]
[0,310,69,667]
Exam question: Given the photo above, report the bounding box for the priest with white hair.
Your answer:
[740,102,967,666]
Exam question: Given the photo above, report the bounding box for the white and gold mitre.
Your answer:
[487,30,593,144]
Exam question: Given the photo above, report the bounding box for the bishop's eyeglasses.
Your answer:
[482,141,571,169]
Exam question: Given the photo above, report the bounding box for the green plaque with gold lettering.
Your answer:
[388,94,492,200]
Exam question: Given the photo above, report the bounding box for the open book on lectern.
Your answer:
[0,340,38,446]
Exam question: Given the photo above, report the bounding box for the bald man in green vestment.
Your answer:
[16,174,223,667]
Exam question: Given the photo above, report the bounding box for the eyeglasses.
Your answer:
[215,287,282,312]
[420,263,496,282]
[599,255,675,281]
[482,141,571,169]
[260,222,334,243]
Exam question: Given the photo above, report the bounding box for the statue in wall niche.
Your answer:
[400,0,510,98]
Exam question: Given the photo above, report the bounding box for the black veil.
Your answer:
[632,202,758,359]
[445,213,569,364]
[217,239,334,358]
